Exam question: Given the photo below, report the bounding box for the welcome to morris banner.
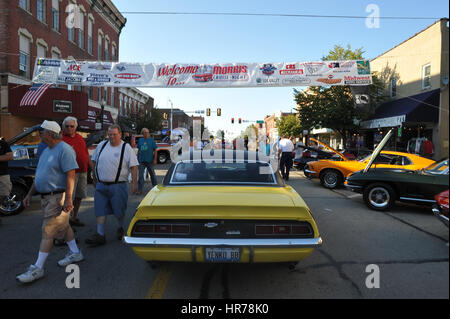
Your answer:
[32,59,372,88]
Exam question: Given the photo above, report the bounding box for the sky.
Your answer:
[113,0,449,138]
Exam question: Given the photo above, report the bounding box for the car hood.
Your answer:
[310,138,347,161]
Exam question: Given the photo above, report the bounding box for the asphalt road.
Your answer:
[0,165,448,299]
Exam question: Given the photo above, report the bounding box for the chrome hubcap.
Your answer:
[324,172,337,186]
[369,187,390,208]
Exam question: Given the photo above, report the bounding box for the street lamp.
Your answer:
[100,98,106,130]
[168,99,173,134]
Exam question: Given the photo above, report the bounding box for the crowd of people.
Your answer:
[13,117,158,284]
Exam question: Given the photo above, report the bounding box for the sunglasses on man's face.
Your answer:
[65,125,75,128]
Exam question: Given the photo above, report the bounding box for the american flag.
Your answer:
[19,83,51,106]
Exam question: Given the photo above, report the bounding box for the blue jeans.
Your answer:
[138,162,157,191]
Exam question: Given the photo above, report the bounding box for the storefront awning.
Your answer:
[8,84,88,120]
[361,89,440,129]
[78,106,114,131]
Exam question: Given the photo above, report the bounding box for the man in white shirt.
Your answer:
[278,135,294,181]
[86,125,139,247]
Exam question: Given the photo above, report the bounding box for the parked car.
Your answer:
[1,125,41,216]
[432,189,449,227]
[124,150,322,266]
[304,137,435,189]
[345,158,449,211]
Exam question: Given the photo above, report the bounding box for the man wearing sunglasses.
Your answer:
[61,116,94,229]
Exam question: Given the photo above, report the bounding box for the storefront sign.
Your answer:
[53,100,72,113]
[361,115,406,129]
[32,59,373,88]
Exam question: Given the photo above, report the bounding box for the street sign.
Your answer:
[256,120,264,124]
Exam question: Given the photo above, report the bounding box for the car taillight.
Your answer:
[255,223,312,236]
[255,225,273,235]
[155,225,172,233]
[134,223,190,235]
[435,190,449,210]
[274,226,290,234]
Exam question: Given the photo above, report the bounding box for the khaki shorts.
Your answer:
[0,174,12,197]
[41,193,70,240]
[73,172,87,199]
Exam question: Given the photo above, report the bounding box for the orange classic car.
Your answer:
[303,138,435,189]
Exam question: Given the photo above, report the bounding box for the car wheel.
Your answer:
[158,152,168,164]
[320,170,342,189]
[363,183,396,211]
[0,184,27,216]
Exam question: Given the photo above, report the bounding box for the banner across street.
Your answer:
[32,59,372,88]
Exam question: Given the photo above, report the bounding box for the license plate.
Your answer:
[205,247,240,263]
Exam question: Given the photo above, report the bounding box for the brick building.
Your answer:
[0,0,150,140]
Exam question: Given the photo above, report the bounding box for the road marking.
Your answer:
[347,194,362,198]
[146,265,172,299]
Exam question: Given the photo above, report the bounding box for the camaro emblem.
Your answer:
[204,222,218,228]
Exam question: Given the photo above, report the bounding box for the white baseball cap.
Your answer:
[40,120,61,134]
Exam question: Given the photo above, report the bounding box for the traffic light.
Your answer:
[238,118,242,124]
[163,112,168,120]
[231,118,234,124]
[206,108,211,116]
[217,108,221,116]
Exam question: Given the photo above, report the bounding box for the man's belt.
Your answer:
[100,181,127,186]
[40,189,65,198]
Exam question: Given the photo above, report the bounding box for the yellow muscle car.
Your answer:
[125,150,322,267]
[304,138,435,189]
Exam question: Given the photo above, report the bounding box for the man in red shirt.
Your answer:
[62,116,94,228]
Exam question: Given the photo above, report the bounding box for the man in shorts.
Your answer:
[0,136,13,225]
[17,120,83,284]
[62,116,94,228]
[86,124,138,247]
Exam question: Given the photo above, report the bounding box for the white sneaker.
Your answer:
[16,265,44,284]
[57,251,84,267]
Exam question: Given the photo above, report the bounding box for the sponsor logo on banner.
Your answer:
[357,60,371,74]
[260,64,277,76]
[67,64,82,72]
[88,63,112,71]
[114,73,142,80]
[37,59,61,67]
[344,75,371,85]
[58,76,82,83]
[282,77,311,85]
[192,65,214,83]
[279,64,304,75]
[115,65,126,71]
[317,74,342,84]
[256,78,280,85]
[302,62,326,76]
[87,73,111,83]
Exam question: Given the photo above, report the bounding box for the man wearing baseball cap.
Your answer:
[17,120,83,284]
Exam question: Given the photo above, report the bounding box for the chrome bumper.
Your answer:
[304,169,316,175]
[124,236,323,248]
[432,207,449,227]
[344,183,363,192]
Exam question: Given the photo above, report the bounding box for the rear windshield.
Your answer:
[170,161,277,185]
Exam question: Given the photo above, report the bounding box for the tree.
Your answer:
[294,44,387,147]
[275,114,302,137]
[136,107,163,134]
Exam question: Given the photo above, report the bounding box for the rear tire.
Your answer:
[363,183,396,211]
[158,152,169,164]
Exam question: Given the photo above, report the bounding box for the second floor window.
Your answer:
[78,13,84,49]
[390,78,397,98]
[52,0,59,31]
[19,35,31,79]
[37,0,46,23]
[422,64,431,89]
[19,0,30,11]
[98,35,103,60]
